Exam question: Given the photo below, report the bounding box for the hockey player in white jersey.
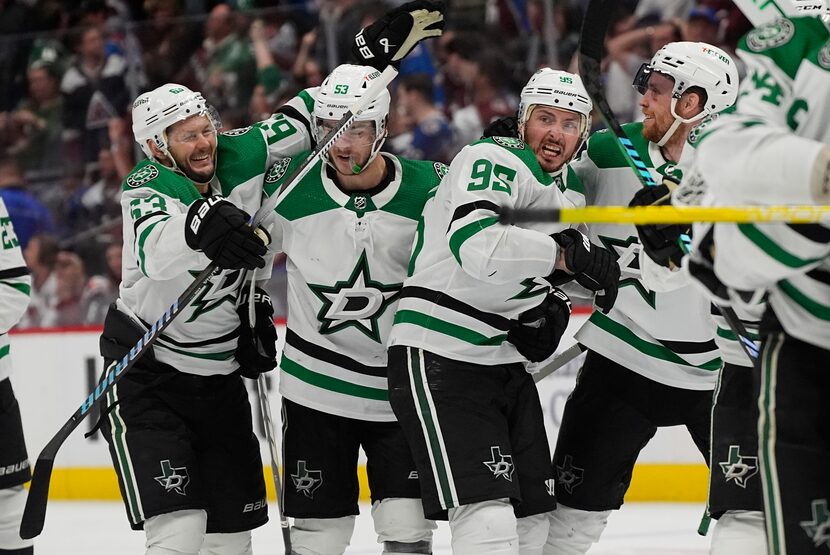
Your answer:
[386,68,620,555]
[0,198,33,554]
[260,62,442,555]
[680,11,830,554]
[541,41,740,555]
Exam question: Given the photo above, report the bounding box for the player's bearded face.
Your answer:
[167,115,218,184]
[321,119,378,174]
[639,72,676,143]
[522,106,582,173]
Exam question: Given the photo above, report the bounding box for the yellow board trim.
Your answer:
[39,464,709,503]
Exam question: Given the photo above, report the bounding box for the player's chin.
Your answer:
[536,153,562,174]
[183,164,215,184]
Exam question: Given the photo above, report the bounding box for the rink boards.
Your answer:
[7,310,709,502]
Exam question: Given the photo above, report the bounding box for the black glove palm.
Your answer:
[184,196,268,271]
[235,287,278,378]
[552,228,620,313]
[507,289,572,362]
[352,0,445,70]
[629,182,690,268]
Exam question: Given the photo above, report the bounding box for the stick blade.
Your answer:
[19,457,55,539]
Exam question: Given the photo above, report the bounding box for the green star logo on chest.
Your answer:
[509,277,549,301]
[308,251,402,342]
[186,268,244,322]
[597,235,656,309]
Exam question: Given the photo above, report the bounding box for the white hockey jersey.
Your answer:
[262,152,444,421]
[119,112,310,376]
[0,198,32,382]
[571,122,721,390]
[388,137,580,365]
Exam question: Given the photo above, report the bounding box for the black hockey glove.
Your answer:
[507,288,572,363]
[686,226,732,306]
[235,287,278,378]
[352,0,445,70]
[184,196,269,271]
[481,116,519,139]
[629,181,690,268]
[551,228,620,313]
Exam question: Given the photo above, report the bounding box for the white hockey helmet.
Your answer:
[132,83,221,161]
[312,64,391,174]
[518,68,593,161]
[633,41,739,146]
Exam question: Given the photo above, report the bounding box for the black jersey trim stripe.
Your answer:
[785,223,830,244]
[138,316,241,347]
[399,286,512,331]
[284,328,387,377]
[806,267,830,286]
[276,105,313,141]
[0,266,29,280]
[655,337,718,354]
[449,201,500,230]
[133,211,168,234]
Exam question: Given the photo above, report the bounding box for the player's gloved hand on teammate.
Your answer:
[481,115,519,139]
[235,286,278,378]
[352,0,445,71]
[507,288,572,362]
[629,178,690,268]
[551,228,620,313]
[184,196,269,270]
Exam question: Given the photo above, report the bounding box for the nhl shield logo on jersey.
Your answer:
[555,455,584,494]
[492,136,525,150]
[800,499,830,548]
[718,445,758,488]
[154,459,190,496]
[483,446,515,482]
[126,165,159,188]
[291,460,323,499]
[265,157,291,184]
[746,19,795,52]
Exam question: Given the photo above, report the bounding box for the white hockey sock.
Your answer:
[517,513,550,555]
[0,487,33,551]
[144,509,206,555]
[544,504,610,555]
[371,498,435,554]
[448,498,519,555]
[200,531,252,555]
[290,516,355,555]
[711,510,767,555]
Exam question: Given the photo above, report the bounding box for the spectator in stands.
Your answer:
[290,28,324,88]
[81,240,121,324]
[314,0,367,73]
[247,18,285,122]
[61,24,130,164]
[389,73,454,163]
[80,147,122,227]
[139,0,201,89]
[683,5,724,45]
[0,61,64,175]
[51,249,88,326]
[0,157,54,249]
[20,233,59,328]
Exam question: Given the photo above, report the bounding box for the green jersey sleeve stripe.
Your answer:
[737,223,824,268]
[298,89,315,115]
[137,216,171,277]
[589,311,722,370]
[281,356,388,401]
[0,280,31,296]
[717,325,760,341]
[448,217,499,266]
[393,309,507,346]
[408,216,425,277]
[0,344,9,360]
[778,279,830,321]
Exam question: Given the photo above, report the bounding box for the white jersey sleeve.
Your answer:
[445,142,559,284]
[0,198,32,381]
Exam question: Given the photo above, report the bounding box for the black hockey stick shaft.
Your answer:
[20,66,400,541]
[576,0,758,361]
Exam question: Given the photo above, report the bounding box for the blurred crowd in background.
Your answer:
[0,0,753,328]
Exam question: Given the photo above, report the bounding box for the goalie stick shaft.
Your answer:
[20,65,400,541]
[576,0,759,362]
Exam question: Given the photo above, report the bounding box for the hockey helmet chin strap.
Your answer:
[655,96,709,147]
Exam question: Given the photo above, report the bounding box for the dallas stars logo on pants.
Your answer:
[291,460,323,499]
[154,459,190,496]
[483,446,514,482]
[801,499,830,548]
[556,455,584,494]
[718,445,758,488]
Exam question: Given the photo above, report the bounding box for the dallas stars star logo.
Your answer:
[291,460,323,499]
[154,459,190,496]
[509,277,549,301]
[308,251,402,342]
[483,446,514,482]
[597,235,656,308]
[186,268,244,322]
[801,499,830,548]
[556,455,584,494]
[718,445,758,489]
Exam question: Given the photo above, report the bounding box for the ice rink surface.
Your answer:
[33,500,713,554]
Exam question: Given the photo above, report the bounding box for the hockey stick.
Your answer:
[19,65,400,541]
[575,0,759,361]
[245,276,291,553]
[533,343,585,383]
[499,204,830,225]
